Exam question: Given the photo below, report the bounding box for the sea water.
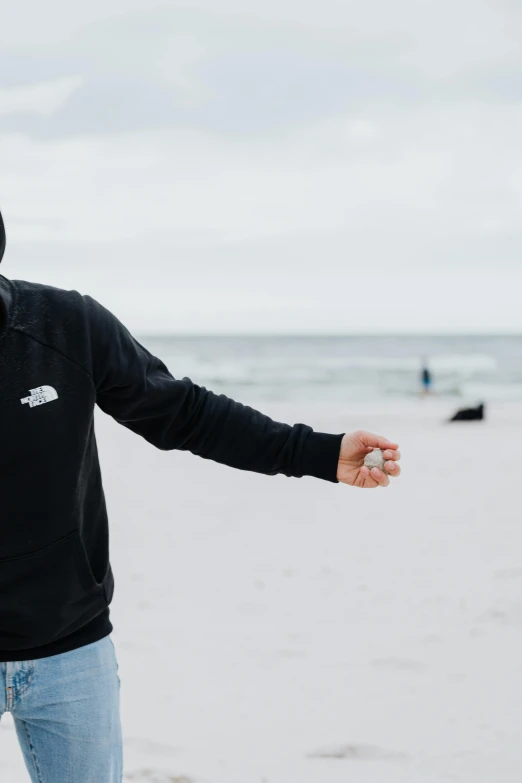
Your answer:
[140,334,522,405]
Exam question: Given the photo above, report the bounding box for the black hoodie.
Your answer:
[0,212,343,661]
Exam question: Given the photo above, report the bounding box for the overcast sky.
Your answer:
[1,0,522,333]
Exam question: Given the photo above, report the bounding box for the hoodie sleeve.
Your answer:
[84,296,343,482]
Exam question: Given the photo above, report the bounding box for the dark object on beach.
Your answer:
[449,403,485,422]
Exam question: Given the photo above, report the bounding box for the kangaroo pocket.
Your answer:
[0,531,108,651]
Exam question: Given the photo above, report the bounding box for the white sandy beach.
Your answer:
[2,400,522,783]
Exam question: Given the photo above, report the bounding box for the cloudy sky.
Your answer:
[1,0,522,332]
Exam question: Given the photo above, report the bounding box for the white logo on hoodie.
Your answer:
[21,386,59,408]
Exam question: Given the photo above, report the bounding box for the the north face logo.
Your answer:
[21,386,59,408]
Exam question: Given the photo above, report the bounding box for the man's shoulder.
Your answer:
[10,278,85,314]
[9,276,124,349]
[8,277,96,331]
[8,278,94,358]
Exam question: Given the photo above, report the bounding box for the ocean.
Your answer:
[139,334,522,405]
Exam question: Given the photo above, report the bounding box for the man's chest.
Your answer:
[0,336,95,462]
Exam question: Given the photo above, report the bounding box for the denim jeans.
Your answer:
[0,636,122,782]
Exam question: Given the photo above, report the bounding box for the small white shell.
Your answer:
[364,448,387,472]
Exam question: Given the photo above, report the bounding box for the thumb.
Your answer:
[357,430,399,451]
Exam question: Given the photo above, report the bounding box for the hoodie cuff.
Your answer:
[299,431,344,483]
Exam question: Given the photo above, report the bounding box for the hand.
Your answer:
[337,431,401,488]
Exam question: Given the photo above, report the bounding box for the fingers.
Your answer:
[383,449,401,462]
[356,466,378,488]
[357,430,399,452]
[385,461,401,477]
[383,449,401,476]
[357,465,390,488]
[370,467,390,487]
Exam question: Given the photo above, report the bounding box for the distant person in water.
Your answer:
[421,358,433,396]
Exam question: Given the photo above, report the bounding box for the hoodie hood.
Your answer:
[0,211,9,335]
[0,210,5,265]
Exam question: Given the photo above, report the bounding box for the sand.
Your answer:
[2,400,522,782]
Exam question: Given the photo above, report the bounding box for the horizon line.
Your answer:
[136,331,522,338]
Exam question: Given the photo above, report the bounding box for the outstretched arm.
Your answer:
[85,297,400,487]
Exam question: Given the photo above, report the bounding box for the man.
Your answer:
[0,209,401,782]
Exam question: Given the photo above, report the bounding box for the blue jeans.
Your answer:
[0,637,122,782]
